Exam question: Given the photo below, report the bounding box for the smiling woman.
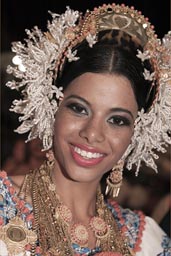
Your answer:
[0,3,171,256]
[53,73,137,184]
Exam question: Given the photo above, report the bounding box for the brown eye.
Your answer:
[108,116,131,126]
[67,103,88,115]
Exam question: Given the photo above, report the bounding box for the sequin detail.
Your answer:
[0,171,170,255]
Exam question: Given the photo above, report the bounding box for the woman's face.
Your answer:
[54,72,138,183]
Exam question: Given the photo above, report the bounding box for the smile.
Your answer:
[74,146,104,159]
[70,145,106,167]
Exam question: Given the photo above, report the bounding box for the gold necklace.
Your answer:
[55,195,110,247]
[30,161,133,255]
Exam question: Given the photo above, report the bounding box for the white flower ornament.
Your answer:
[6,4,171,175]
[143,69,155,81]
[6,8,93,150]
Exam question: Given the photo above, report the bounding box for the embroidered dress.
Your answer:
[0,171,170,256]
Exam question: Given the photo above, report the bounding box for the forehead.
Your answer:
[64,72,138,112]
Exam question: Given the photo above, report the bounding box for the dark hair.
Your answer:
[57,30,156,111]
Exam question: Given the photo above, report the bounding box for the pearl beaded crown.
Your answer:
[6,3,171,174]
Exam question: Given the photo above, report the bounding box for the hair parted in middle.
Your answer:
[7,4,170,173]
[57,30,156,112]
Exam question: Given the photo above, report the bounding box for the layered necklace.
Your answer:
[30,161,132,255]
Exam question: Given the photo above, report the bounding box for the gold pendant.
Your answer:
[48,247,61,256]
[0,216,37,254]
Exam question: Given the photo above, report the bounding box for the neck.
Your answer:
[51,161,101,222]
[30,161,131,254]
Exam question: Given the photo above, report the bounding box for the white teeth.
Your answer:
[74,147,103,159]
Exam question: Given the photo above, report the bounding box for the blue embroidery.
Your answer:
[107,202,142,249]
[157,235,171,255]
[0,176,17,224]
[1,173,171,255]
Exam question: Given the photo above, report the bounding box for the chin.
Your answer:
[66,169,102,184]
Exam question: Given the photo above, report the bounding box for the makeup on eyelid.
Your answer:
[65,101,133,126]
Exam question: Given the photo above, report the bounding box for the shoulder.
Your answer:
[0,170,25,193]
[0,171,19,225]
[107,199,145,226]
[9,174,26,194]
[0,171,36,254]
[107,199,171,255]
[0,170,34,226]
[107,199,145,252]
[139,216,171,255]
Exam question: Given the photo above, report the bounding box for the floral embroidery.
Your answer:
[157,235,171,255]
[0,171,170,256]
[161,235,171,250]
[107,199,145,253]
[2,204,16,219]
[0,171,35,255]
[0,172,17,225]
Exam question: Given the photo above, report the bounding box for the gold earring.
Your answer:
[105,160,124,198]
[46,150,55,167]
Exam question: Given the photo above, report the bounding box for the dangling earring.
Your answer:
[105,160,124,198]
[46,150,55,167]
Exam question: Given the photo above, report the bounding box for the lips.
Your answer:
[70,144,106,167]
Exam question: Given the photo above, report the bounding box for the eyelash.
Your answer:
[67,103,88,115]
[108,116,131,126]
[66,102,131,126]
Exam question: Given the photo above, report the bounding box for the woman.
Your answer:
[0,3,171,255]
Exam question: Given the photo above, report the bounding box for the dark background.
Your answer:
[1,1,171,226]
[1,1,170,120]
[1,0,170,164]
[2,0,170,53]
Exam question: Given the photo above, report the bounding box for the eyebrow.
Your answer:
[65,95,134,119]
[65,95,91,106]
[109,107,134,119]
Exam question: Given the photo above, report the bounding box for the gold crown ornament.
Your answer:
[6,3,171,175]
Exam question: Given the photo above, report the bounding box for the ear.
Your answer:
[58,96,64,106]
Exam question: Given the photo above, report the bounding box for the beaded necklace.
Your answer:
[30,161,133,255]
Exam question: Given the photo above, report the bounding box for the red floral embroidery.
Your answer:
[35,246,42,253]
[0,171,7,179]
[0,171,37,253]
[26,213,34,221]
[0,217,4,225]
[25,244,31,250]
[108,200,145,253]
[9,186,16,195]
[3,179,11,187]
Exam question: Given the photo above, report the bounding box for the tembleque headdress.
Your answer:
[6,3,171,175]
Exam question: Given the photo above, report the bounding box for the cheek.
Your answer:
[109,128,133,156]
[53,113,70,162]
[54,111,66,147]
[54,111,78,144]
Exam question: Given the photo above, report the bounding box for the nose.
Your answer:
[79,117,105,144]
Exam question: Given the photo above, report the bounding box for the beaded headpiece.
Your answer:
[6,3,171,175]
